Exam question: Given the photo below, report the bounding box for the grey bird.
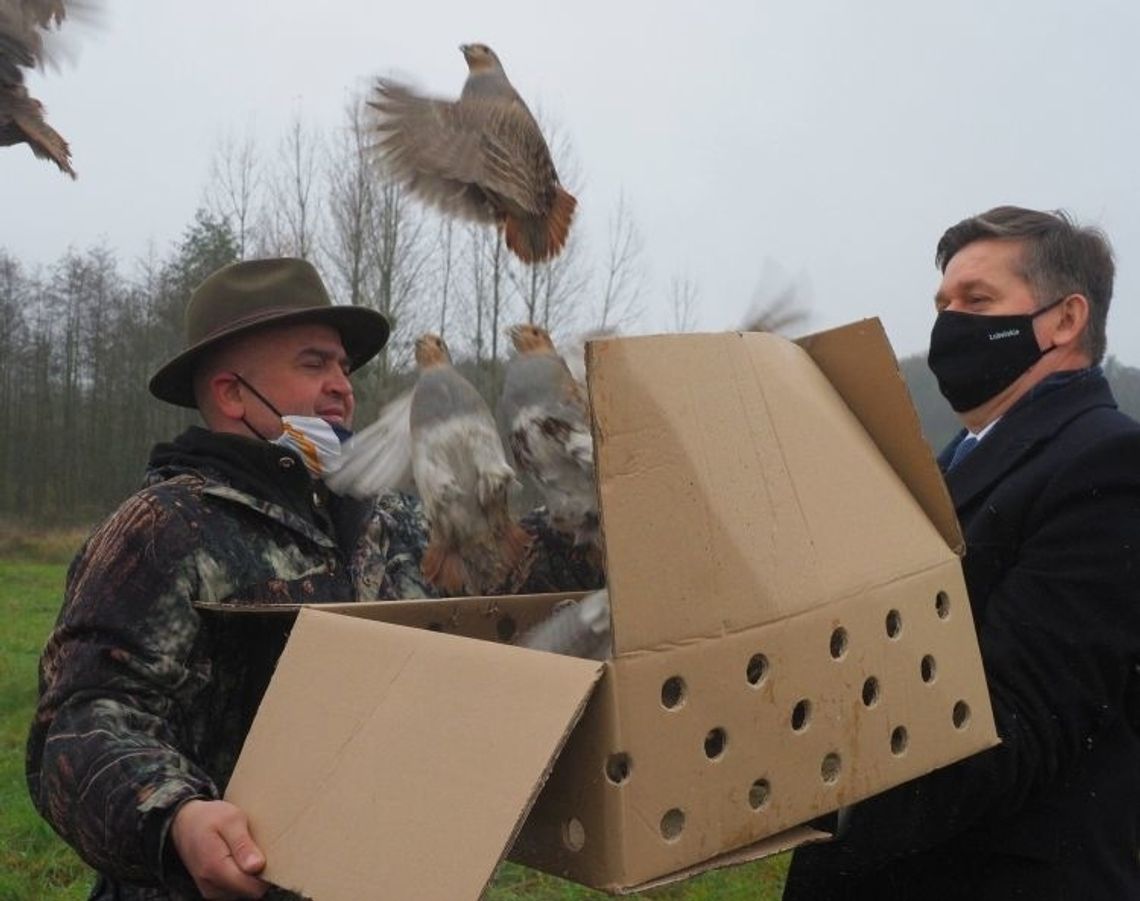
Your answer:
[516,588,611,660]
[366,43,577,264]
[330,333,530,596]
[498,323,598,548]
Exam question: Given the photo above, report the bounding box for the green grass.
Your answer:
[0,548,789,899]
[0,560,92,901]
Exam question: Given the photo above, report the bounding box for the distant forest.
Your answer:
[5,105,1140,527]
[5,215,1138,530]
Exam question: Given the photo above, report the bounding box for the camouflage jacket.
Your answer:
[26,426,602,900]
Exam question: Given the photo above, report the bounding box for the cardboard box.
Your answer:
[218,319,998,899]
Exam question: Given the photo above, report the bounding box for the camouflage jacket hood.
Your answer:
[27,427,601,900]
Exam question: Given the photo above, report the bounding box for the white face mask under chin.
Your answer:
[272,416,345,478]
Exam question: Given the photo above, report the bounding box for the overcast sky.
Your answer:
[5,0,1140,364]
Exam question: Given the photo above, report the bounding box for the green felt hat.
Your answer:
[149,257,390,408]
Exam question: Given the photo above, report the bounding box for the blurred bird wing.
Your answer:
[325,389,415,498]
[516,589,611,659]
[411,367,516,504]
[561,327,618,393]
[0,1,95,72]
[368,80,551,218]
[0,0,94,177]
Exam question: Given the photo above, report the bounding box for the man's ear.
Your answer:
[1051,293,1090,348]
[209,371,245,421]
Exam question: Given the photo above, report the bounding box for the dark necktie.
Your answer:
[947,435,980,470]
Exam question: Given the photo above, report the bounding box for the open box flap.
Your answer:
[587,326,957,655]
[225,607,603,901]
[795,318,964,555]
[194,592,589,646]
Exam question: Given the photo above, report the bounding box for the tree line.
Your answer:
[0,100,658,525]
[6,100,1140,526]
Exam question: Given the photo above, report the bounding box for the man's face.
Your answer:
[934,238,1041,320]
[235,322,355,437]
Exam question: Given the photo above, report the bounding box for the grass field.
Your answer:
[0,532,789,900]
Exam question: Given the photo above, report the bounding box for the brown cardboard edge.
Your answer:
[796,318,966,556]
[228,608,605,900]
[614,824,833,895]
[192,591,589,616]
[483,663,609,899]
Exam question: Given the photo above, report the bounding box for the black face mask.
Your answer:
[927,298,1063,412]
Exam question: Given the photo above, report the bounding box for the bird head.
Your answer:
[508,323,556,355]
[415,333,452,368]
[459,43,502,73]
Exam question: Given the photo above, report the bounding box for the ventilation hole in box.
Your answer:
[748,778,771,811]
[746,653,769,686]
[561,817,586,852]
[496,615,517,642]
[829,626,849,660]
[953,700,972,729]
[660,808,685,842]
[704,727,727,760]
[661,676,687,710]
[935,590,951,620]
[820,752,842,784]
[885,609,903,639]
[890,725,909,755]
[605,753,632,785]
[921,655,937,683]
[862,676,881,707]
[791,699,812,732]
[427,622,444,632]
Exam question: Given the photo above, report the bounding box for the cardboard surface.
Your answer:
[225,319,999,896]
[588,327,954,655]
[510,321,997,889]
[226,608,602,901]
[797,318,965,554]
[622,824,833,894]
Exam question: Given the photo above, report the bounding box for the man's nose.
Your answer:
[328,368,353,397]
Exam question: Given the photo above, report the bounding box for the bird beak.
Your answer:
[459,44,471,56]
[507,324,523,343]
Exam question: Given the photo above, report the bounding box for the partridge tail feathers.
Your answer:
[421,539,471,595]
[498,521,533,581]
[503,185,577,263]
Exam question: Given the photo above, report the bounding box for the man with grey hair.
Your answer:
[784,206,1140,899]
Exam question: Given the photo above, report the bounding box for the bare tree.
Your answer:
[260,113,324,261]
[205,131,261,258]
[326,99,377,309]
[486,229,508,366]
[595,190,646,330]
[667,274,700,333]
[436,217,455,337]
[369,178,430,379]
[464,224,490,364]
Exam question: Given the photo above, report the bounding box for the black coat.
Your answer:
[783,370,1140,900]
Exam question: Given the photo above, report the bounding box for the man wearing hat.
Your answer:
[26,258,601,900]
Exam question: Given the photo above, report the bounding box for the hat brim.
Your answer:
[149,304,391,408]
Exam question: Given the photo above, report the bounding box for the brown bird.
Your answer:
[0,0,86,177]
[410,333,531,594]
[331,334,531,595]
[366,43,577,264]
[498,323,598,548]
